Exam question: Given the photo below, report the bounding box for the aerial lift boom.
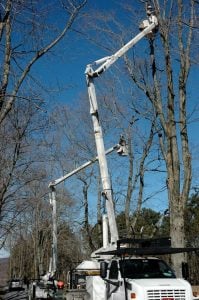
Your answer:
[85,6,158,249]
[48,143,127,275]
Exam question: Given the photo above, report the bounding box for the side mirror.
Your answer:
[182,262,189,280]
[100,261,108,279]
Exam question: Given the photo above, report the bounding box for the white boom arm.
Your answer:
[48,145,120,188]
[85,13,158,247]
[48,143,126,273]
[85,16,158,78]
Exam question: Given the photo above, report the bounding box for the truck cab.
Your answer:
[100,256,194,300]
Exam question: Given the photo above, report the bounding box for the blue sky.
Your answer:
[33,0,198,206]
[19,0,199,208]
[1,0,198,257]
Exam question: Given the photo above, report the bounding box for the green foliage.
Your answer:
[116,208,170,239]
[185,192,199,247]
[133,208,161,237]
[184,192,199,284]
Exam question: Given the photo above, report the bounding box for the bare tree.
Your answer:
[123,0,197,276]
[8,175,79,279]
[0,0,87,250]
[126,119,157,234]
[0,0,87,124]
[0,99,48,249]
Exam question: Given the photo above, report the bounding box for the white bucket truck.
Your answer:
[82,3,199,299]
[97,238,199,300]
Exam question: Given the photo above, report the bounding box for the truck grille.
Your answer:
[147,289,186,300]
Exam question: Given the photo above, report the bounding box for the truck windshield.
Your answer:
[119,259,176,279]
